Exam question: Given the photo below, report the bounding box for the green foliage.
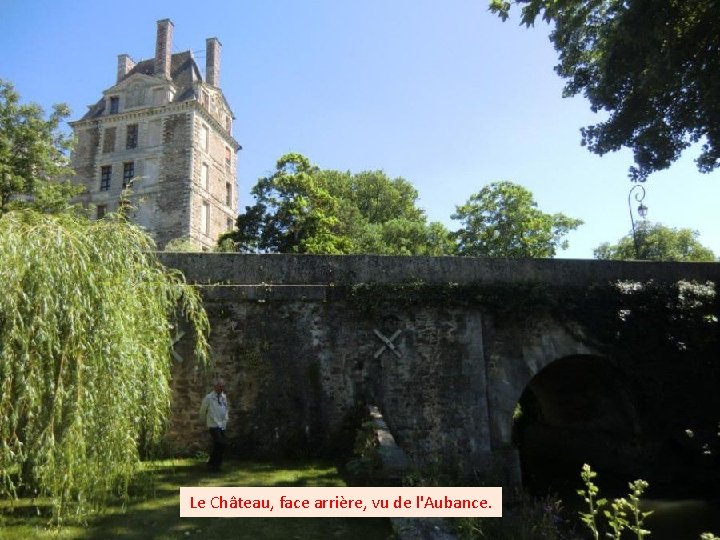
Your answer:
[239,153,352,254]
[349,278,719,364]
[163,236,203,252]
[452,181,582,257]
[625,479,652,539]
[345,420,382,485]
[1,458,394,539]
[577,464,607,540]
[338,169,425,225]
[0,210,209,522]
[490,1,720,181]
[0,80,81,214]
[356,218,456,256]
[605,497,630,540]
[578,464,652,540]
[222,153,454,255]
[594,221,716,261]
[455,492,564,539]
[350,279,462,315]
[214,237,238,252]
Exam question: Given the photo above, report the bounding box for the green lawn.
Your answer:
[0,459,395,539]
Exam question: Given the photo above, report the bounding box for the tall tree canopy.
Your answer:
[223,153,454,255]
[594,222,716,261]
[0,80,80,214]
[490,0,720,181]
[0,211,209,521]
[452,181,583,257]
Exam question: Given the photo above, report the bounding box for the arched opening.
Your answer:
[512,354,641,495]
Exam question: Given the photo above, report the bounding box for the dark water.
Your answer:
[549,481,720,540]
[642,498,720,540]
[558,495,720,539]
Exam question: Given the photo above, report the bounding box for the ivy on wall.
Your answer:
[348,279,719,359]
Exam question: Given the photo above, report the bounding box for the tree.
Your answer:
[0,80,81,214]
[230,153,352,254]
[594,222,716,261]
[490,0,720,181]
[356,218,457,256]
[452,181,583,257]
[0,210,209,522]
[341,170,424,224]
[223,153,454,255]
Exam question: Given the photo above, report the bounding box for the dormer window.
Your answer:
[109,97,119,114]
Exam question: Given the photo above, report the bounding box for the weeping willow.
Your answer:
[0,210,209,521]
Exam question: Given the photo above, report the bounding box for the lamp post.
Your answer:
[628,185,648,259]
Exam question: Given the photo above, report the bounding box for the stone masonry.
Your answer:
[69,19,241,249]
[159,254,720,485]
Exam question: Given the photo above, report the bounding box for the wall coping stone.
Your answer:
[157,253,720,287]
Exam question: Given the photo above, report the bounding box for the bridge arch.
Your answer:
[488,317,599,451]
[511,354,642,493]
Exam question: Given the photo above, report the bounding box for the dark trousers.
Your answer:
[208,427,226,471]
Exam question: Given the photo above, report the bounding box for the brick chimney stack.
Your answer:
[205,37,221,87]
[117,54,135,83]
[155,19,174,80]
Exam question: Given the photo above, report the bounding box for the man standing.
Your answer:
[199,378,229,472]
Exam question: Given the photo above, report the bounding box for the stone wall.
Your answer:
[70,125,100,189]
[157,252,720,287]
[165,285,493,472]
[160,254,720,481]
[155,111,193,247]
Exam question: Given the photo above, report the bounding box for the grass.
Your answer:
[0,458,395,539]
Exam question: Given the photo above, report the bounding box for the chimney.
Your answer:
[117,54,135,83]
[205,37,221,87]
[155,18,174,80]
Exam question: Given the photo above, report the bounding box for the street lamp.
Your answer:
[628,185,648,259]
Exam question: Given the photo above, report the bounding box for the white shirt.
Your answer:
[199,391,229,429]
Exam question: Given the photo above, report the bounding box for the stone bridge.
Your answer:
[159,254,720,492]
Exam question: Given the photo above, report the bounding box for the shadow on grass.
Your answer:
[0,458,395,540]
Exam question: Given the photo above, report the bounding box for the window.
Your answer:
[122,162,134,188]
[201,201,209,235]
[102,127,116,153]
[225,116,231,132]
[96,204,107,219]
[201,162,209,190]
[201,124,209,151]
[225,182,232,206]
[126,124,138,149]
[225,146,231,168]
[201,90,209,108]
[226,218,234,231]
[100,165,112,191]
[109,97,119,114]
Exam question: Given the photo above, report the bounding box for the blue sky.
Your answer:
[3,0,718,258]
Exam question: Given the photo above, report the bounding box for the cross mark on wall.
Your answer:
[373,329,402,359]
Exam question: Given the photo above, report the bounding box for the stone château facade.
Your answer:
[69,19,241,249]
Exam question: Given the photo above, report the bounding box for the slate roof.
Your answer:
[79,51,202,121]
